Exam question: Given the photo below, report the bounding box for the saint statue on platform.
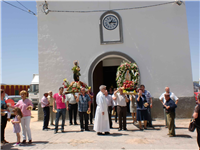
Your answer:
[64,60,90,94]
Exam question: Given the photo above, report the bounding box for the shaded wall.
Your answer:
[151,96,196,119]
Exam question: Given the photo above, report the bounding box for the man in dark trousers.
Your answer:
[163,93,177,137]
[113,87,129,131]
[87,88,94,124]
[105,90,114,128]
[112,88,118,123]
[66,93,78,125]
[76,88,91,131]
[53,87,66,134]
[41,93,50,131]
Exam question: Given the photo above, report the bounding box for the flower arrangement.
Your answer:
[63,79,91,94]
[116,61,140,93]
[63,78,70,88]
[123,80,135,91]
[63,61,91,94]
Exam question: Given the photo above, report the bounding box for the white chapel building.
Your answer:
[37,1,195,120]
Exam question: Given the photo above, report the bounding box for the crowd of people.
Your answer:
[1,85,200,149]
[40,85,157,134]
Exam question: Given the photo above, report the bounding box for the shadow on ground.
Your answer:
[109,133,129,136]
[97,133,129,137]
[175,127,189,129]
[174,134,193,138]
[133,124,161,131]
[126,122,134,124]
[152,124,165,128]
[2,141,49,150]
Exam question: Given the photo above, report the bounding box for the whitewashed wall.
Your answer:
[37,1,194,119]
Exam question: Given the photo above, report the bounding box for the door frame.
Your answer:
[88,51,139,90]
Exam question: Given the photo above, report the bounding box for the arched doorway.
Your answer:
[88,51,138,117]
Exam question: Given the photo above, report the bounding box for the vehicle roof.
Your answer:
[8,95,21,98]
[31,74,39,84]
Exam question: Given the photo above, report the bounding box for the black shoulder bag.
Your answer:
[189,118,200,132]
[189,119,196,132]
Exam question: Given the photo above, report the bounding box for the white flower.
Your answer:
[72,82,77,87]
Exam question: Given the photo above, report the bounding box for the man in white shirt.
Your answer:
[159,87,179,127]
[113,87,129,131]
[66,93,78,125]
[105,90,114,128]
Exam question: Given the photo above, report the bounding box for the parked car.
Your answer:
[7,95,21,104]
[194,92,200,104]
[7,95,21,116]
[28,74,39,110]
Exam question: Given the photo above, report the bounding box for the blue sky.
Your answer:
[1,1,199,85]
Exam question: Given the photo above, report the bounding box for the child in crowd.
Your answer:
[11,108,23,146]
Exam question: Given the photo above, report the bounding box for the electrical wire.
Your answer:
[16,0,36,15]
[48,1,176,13]
[2,0,35,16]
[16,0,30,11]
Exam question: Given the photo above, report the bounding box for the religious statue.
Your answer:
[63,60,90,94]
[125,70,131,81]
[72,60,81,81]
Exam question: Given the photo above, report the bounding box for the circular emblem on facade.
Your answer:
[103,15,118,30]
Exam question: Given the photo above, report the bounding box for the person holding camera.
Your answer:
[136,89,148,130]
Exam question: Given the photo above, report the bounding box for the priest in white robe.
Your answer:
[93,85,110,135]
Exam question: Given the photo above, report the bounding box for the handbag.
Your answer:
[189,119,196,132]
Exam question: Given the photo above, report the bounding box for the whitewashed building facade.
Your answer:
[37,1,195,120]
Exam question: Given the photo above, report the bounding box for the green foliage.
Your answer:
[116,60,140,88]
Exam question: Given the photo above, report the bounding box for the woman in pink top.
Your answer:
[15,90,33,144]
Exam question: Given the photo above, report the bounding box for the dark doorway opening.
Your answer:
[92,61,131,117]
[103,66,130,115]
[103,66,118,90]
